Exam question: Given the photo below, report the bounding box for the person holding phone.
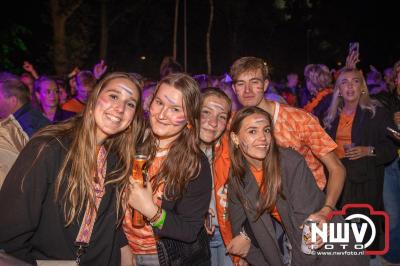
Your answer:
[323,67,397,251]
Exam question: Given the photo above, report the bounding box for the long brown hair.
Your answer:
[229,107,283,220]
[143,73,203,200]
[31,72,144,226]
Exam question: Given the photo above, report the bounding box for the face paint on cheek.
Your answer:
[239,138,251,154]
[171,115,187,126]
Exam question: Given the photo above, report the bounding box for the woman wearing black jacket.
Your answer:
[124,73,212,266]
[323,68,397,251]
[0,72,144,265]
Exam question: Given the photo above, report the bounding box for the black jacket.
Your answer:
[325,105,397,210]
[154,154,212,243]
[0,136,127,265]
[228,148,368,266]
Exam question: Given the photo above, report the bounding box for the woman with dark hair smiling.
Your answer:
[227,107,367,266]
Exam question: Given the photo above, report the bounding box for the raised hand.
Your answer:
[93,60,108,80]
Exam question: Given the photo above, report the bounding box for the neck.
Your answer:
[343,102,358,114]
[158,135,179,150]
[247,157,263,171]
[200,142,211,152]
[42,105,56,115]
[257,99,275,116]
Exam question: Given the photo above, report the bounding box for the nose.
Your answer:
[114,101,126,113]
[244,82,251,93]
[208,116,218,128]
[157,106,168,120]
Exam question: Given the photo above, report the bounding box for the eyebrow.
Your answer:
[107,88,137,102]
[235,77,263,83]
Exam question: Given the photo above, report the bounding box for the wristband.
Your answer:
[323,204,335,211]
[148,206,162,224]
[151,209,166,229]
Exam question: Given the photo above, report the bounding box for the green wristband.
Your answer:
[151,209,166,229]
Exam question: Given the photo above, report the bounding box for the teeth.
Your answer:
[106,114,121,122]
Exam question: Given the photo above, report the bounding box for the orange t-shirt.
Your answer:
[334,113,355,159]
[249,165,282,223]
[62,98,85,113]
[123,154,166,255]
[273,102,337,190]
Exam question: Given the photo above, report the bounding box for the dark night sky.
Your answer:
[2,0,399,81]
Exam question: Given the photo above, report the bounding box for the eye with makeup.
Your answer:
[126,100,136,109]
[154,98,163,106]
[218,114,228,122]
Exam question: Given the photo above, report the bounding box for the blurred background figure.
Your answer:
[62,70,96,113]
[34,76,75,123]
[303,64,333,122]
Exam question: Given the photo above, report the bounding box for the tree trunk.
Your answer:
[173,0,180,60]
[51,0,68,75]
[206,0,214,76]
[50,0,82,75]
[100,0,108,60]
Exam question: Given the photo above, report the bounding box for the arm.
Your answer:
[314,152,345,218]
[93,60,108,80]
[301,114,345,219]
[22,61,39,79]
[128,156,212,242]
[227,181,262,263]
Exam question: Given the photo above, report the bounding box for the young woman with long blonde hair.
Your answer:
[0,72,144,265]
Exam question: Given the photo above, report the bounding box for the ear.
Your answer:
[230,132,239,147]
[231,83,238,95]
[263,79,269,93]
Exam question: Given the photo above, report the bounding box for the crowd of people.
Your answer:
[0,52,399,266]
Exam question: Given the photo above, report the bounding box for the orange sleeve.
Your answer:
[213,132,234,247]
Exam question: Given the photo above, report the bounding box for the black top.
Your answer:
[0,136,127,265]
[13,103,50,137]
[154,154,212,243]
[52,107,76,123]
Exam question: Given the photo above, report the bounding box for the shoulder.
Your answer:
[278,104,318,123]
[23,135,71,157]
[278,147,305,167]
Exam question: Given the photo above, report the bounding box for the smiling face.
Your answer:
[232,69,268,107]
[338,71,364,105]
[200,95,230,144]
[94,77,140,144]
[149,83,187,146]
[231,113,271,169]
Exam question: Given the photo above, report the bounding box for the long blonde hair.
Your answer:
[31,72,144,226]
[323,68,379,129]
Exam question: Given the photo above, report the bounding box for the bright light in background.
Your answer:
[140,56,146,60]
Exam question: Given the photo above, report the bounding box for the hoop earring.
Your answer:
[361,90,366,94]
